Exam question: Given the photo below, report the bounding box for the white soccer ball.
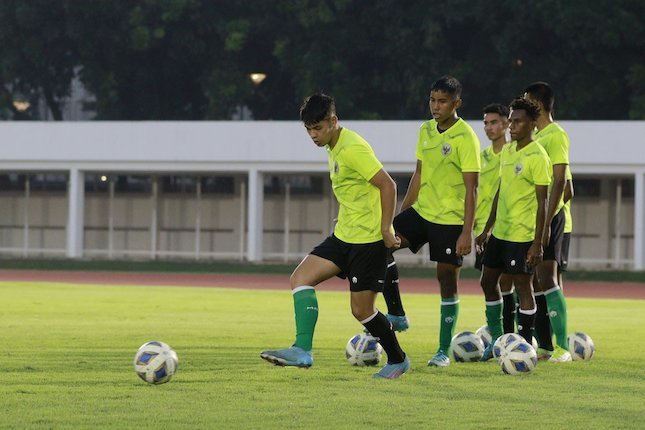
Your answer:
[450,331,485,362]
[493,333,525,362]
[568,332,595,361]
[499,341,537,375]
[134,341,179,384]
[346,333,383,366]
[476,325,492,348]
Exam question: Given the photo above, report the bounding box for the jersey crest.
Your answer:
[441,143,452,156]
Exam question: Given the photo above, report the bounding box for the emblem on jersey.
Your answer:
[333,161,339,174]
[514,162,523,174]
[423,140,429,148]
[441,143,452,156]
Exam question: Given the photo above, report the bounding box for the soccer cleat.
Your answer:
[260,346,313,368]
[386,314,410,332]
[373,356,411,379]
[548,346,572,363]
[427,350,450,367]
[479,343,495,362]
[537,347,554,361]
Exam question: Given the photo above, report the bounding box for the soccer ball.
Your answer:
[493,333,525,361]
[499,341,537,375]
[134,341,179,384]
[450,331,485,362]
[346,333,383,366]
[568,332,595,361]
[476,325,492,348]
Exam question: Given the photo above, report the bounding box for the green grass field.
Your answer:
[1,281,644,429]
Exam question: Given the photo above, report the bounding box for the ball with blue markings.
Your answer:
[134,341,179,384]
[499,340,537,375]
[346,333,383,366]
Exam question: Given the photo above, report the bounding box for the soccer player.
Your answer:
[260,93,410,379]
[391,75,480,367]
[475,103,516,334]
[524,82,572,362]
[476,97,551,349]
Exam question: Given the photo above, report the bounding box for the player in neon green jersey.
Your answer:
[524,82,572,362]
[475,103,517,334]
[261,93,410,379]
[476,97,551,352]
[389,76,481,367]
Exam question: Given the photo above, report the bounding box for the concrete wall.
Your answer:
[1,120,644,268]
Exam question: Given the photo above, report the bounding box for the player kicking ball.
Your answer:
[260,93,410,379]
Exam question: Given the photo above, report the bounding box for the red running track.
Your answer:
[1,270,644,299]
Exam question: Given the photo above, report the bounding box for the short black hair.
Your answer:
[524,81,554,113]
[483,103,510,118]
[300,93,336,125]
[509,97,540,121]
[430,75,462,98]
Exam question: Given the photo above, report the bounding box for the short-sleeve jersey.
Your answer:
[328,128,384,244]
[474,144,504,236]
[563,167,573,233]
[493,141,552,242]
[535,122,570,215]
[412,118,481,225]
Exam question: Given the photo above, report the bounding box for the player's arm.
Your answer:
[400,160,422,212]
[563,178,574,203]
[543,163,567,246]
[370,169,401,249]
[475,187,498,253]
[527,184,549,266]
[456,171,478,256]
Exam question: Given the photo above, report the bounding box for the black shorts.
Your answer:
[481,235,534,275]
[560,232,571,272]
[393,207,463,266]
[544,208,565,264]
[310,235,387,292]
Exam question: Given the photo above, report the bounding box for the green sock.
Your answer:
[293,286,318,351]
[545,287,568,349]
[485,300,504,344]
[439,300,459,352]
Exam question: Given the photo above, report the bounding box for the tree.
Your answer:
[0,0,77,120]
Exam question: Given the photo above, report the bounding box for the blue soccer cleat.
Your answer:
[260,346,313,368]
[373,356,411,379]
[427,350,450,367]
[480,343,495,362]
[386,314,411,332]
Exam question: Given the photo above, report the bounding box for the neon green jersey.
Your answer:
[564,167,573,233]
[412,118,481,225]
[493,141,552,242]
[535,122,570,216]
[474,144,505,236]
[328,128,384,244]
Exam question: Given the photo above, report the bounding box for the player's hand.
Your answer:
[456,232,472,256]
[475,232,490,254]
[383,231,401,250]
[526,241,543,266]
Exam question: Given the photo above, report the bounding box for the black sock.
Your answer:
[534,294,553,350]
[362,311,405,364]
[382,258,405,316]
[517,310,536,344]
[502,291,516,333]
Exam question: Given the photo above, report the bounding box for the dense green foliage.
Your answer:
[1,0,644,120]
[1,281,643,428]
